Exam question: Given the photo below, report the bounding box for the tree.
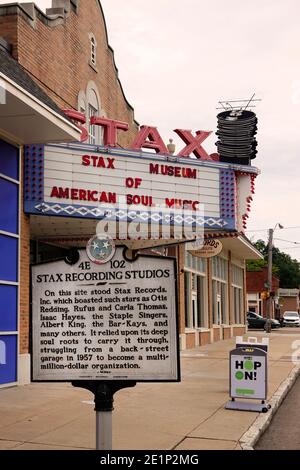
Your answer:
[247,239,300,288]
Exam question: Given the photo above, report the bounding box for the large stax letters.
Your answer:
[130,125,169,154]
[174,129,213,160]
[63,109,88,142]
[90,116,129,146]
[63,110,218,161]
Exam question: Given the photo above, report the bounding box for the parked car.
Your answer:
[247,312,281,330]
[282,311,300,327]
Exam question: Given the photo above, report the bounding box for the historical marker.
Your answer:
[31,247,180,382]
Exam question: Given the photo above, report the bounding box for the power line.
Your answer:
[245,229,269,233]
[274,238,300,244]
[246,226,300,232]
[276,246,300,250]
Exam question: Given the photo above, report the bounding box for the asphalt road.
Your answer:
[256,366,300,450]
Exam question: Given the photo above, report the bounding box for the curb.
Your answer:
[239,363,300,450]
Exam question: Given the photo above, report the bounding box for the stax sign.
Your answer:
[63,109,219,161]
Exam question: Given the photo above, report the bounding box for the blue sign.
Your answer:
[0,139,19,385]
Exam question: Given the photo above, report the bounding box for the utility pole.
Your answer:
[265,228,273,333]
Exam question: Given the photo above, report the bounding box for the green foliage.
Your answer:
[248,239,300,288]
[246,259,267,271]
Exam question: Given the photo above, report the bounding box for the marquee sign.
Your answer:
[24,143,258,235]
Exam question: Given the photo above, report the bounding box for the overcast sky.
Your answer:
[1,0,300,260]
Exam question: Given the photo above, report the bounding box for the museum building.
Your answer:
[0,0,261,388]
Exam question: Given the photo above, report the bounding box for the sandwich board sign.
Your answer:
[230,347,267,400]
[225,337,270,413]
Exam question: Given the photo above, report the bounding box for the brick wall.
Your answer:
[280,297,299,315]
[0,1,138,146]
[246,267,279,293]
[0,15,18,56]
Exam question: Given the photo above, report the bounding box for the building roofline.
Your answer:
[97,1,139,126]
[0,1,139,127]
[237,233,264,259]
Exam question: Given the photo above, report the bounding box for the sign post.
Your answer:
[72,380,136,450]
[31,247,180,449]
[225,337,271,413]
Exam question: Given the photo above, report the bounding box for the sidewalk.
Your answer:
[0,330,299,450]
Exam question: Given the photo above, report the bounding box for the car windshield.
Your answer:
[284,312,299,317]
[247,312,263,319]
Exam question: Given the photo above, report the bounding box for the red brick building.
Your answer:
[246,267,280,317]
[278,289,300,316]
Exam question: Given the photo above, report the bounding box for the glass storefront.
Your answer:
[0,140,19,386]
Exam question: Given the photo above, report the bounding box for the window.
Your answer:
[191,273,196,291]
[232,264,244,323]
[212,256,228,324]
[184,272,191,328]
[184,250,206,274]
[212,280,228,325]
[212,256,227,281]
[85,83,104,146]
[88,104,97,145]
[232,286,243,323]
[232,264,244,286]
[197,275,208,328]
[184,250,208,329]
[184,271,208,329]
[89,34,97,67]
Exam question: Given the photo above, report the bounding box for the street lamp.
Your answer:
[265,223,284,333]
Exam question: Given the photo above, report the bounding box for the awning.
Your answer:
[220,235,263,260]
[0,72,81,144]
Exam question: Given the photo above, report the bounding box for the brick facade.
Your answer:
[279,296,299,315]
[246,267,280,316]
[246,267,279,294]
[0,1,138,146]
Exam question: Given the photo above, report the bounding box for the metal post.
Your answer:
[96,411,112,450]
[72,380,136,451]
[266,228,273,333]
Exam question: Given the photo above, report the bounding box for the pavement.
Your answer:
[255,375,300,450]
[0,329,300,451]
